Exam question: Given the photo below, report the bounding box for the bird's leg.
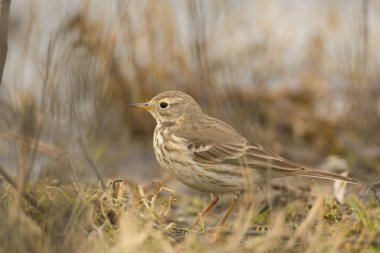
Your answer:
[218,191,240,226]
[191,193,219,228]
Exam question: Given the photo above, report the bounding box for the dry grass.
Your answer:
[0,1,380,252]
[0,177,379,253]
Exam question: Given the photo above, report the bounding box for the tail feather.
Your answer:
[292,168,357,184]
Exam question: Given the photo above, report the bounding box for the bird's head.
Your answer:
[130,91,202,125]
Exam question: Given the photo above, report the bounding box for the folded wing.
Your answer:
[175,115,357,183]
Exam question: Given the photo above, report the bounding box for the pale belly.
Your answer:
[163,161,246,193]
[153,127,245,193]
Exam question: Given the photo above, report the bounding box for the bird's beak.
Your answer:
[129,102,153,110]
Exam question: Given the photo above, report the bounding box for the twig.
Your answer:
[138,184,154,213]
[0,164,42,211]
[152,222,181,242]
[362,0,368,70]
[133,211,181,242]
[0,163,17,189]
[78,138,106,190]
[24,37,54,181]
[0,0,11,86]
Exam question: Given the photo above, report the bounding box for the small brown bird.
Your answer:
[130,91,356,226]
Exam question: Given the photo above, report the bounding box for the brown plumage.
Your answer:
[130,90,357,226]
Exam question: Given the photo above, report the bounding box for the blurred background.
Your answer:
[0,0,379,188]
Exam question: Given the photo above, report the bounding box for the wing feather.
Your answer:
[174,115,356,183]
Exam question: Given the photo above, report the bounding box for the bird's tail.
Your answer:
[292,168,357,184]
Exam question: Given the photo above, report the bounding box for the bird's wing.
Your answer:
[174,115,296,170]
[174,115,247,162]
[174,115,356,183]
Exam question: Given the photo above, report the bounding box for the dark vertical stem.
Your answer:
[0,164,42,211]
[23,39,54,183]
[362,0,368,72]
[0,0,11,86]
[78,138,106,190]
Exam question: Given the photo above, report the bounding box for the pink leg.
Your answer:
[218,192,240,226]
[191,193,219,227]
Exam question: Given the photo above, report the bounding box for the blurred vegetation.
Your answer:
[0,178,379,253]
[0,0,379,252]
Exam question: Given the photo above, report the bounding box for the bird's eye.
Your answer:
[160,102,168,109]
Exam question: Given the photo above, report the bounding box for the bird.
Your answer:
[130,90,357,227]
